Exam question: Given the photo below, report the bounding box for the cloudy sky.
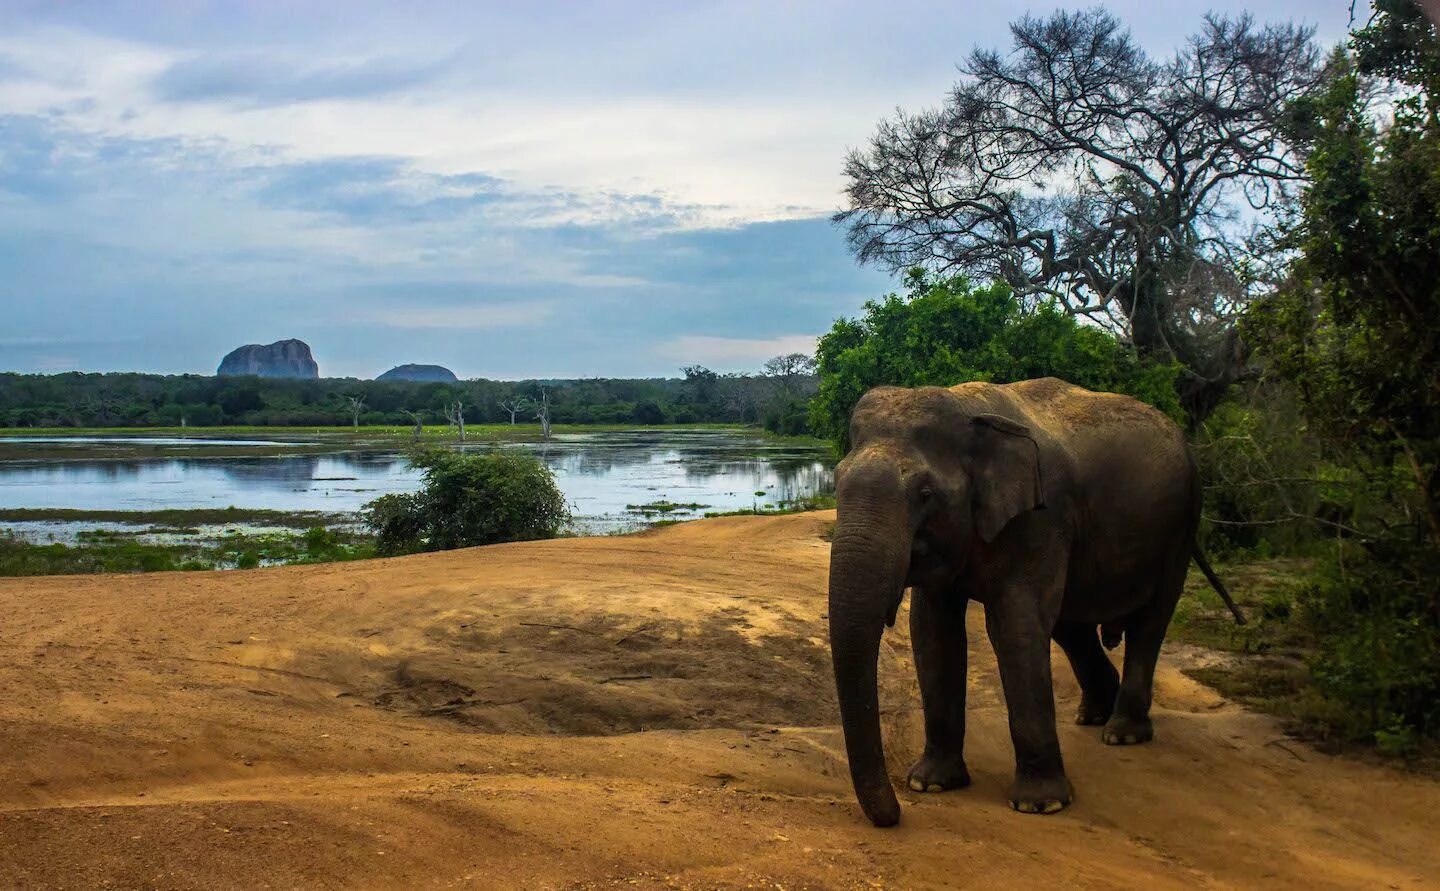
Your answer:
[0,1,1352,379]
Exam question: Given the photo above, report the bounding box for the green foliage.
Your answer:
[1241,3,1440,748]
[810,271,1181,448]
[761,397,812,436]
[1298,543,1440,742]
[363,447,570,555]
[630,400,666,424]
[1191,384,1330,559]
[0,372,789,430]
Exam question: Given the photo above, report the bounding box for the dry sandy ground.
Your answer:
[0,512,1436,889]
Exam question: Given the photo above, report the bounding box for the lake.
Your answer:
[0,430,836,535]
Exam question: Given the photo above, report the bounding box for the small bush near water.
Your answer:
[363,447,570,555]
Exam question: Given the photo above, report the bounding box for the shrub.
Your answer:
[1239,7,1440,748]
[363,447,571,555]
[810,271,1181,449]
[1297,542,1440,744]
[761,398,812,436]
[631,400,666,425]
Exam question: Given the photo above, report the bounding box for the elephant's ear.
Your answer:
[970,413,1046,543]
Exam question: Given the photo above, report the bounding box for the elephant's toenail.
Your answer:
[908,778,924,792]
[1042,800,1063,814]
[926,783,943,793]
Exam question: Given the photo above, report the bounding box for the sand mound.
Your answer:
[367,608,836,735]
[1,513,1437,889]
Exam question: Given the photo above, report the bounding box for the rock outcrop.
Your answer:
[376,364,458,383]
[217,339,319,379]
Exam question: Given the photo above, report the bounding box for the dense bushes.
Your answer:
[1191,385,1329,559]
[809,272,1180,448]
[761,398,812,437]
[1199,3,1440,751]
[364,447,570,555]
[0,372,790,430]
[1297,544,1440,751]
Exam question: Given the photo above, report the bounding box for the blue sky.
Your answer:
[0,1,1353,379]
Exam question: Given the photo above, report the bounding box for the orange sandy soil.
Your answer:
[0,512,1436,889]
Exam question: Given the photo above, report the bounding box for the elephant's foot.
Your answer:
[1007,773,1071,815]
[1102,714,1154,745]
[1074,696,1113,726]
[906,749,971,793]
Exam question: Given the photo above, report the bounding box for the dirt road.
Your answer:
[0,513,1435,889]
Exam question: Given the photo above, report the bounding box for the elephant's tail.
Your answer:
[1192,543,1246,625]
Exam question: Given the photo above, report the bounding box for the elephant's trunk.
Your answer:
[828,495,910,827]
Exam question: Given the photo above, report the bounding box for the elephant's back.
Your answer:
[1000,377,1179,439]
[1002,378,1186,468]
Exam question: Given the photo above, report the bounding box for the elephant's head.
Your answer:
[826,385,1046,826]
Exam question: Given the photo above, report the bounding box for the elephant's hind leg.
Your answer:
[1103,564,1185,746]
[1052,621,1119,726]
[906,584,972,793]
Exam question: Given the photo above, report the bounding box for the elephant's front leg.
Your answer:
[907,584,971,793]
[985,592,1069,814]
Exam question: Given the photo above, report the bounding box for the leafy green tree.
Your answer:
[811,272,1180,448]
[679,365,720,411]
[631,400,666,425]
[363,447,570,555]
[1245,0,1440,746]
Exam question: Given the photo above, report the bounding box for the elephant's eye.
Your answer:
[918,486,935,501]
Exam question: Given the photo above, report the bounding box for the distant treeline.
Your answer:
[0,361,818,432]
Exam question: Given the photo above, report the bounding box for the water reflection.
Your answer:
[0,431,835,533]
[216,456,324,489]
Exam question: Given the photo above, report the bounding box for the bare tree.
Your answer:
[760,353,818,402]
[837,10,1319,424]
[402,409,425,441]
[443,400,466,441]
[498,396,529,425]
[345,394,366,430]
[721,374,765,424]
[533,389,552,441]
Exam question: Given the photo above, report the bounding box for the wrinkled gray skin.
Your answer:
[829,378,1223,827]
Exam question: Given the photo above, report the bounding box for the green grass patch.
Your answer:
[0,525,374,576]
[0,507,351,529]
[704,492,837,518]
[1173,559,1316,657]
[1171,560,1318,728]
[624,500,710,515]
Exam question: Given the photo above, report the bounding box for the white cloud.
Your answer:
[0,27,882,229]
[655,334,818,368]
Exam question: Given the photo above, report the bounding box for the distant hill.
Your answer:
[217,339,319,379]
[376,363,457,383]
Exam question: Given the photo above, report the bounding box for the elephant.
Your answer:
[826,378,1245,827]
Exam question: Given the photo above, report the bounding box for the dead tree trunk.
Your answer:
[442,400,466,441]
[346,395,366,430]
[534,390,552,441]
[499,397,527,425]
